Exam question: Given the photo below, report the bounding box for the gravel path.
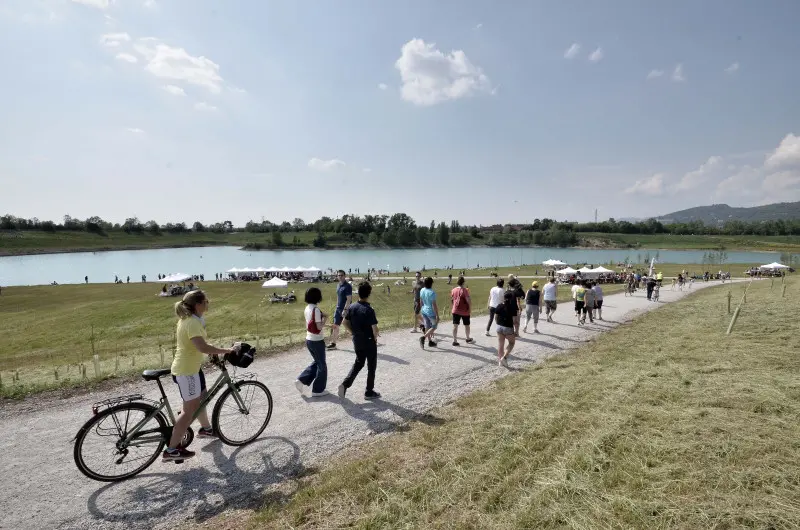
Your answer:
[0,281,725,529]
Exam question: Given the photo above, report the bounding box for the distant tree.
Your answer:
[383,230,398,246]
[292,218,305,232]
[272,231,283,246]
[313,232,327,247]
[368,231,380,246]
[144,220,161,235]
[415,226,430,246]
[437,222,450,245]
[192,221,206,232]
[222,220,234,233]
[122,217,143,234]
[41,220,56,232]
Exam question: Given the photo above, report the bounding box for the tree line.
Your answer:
[2,213,799,248]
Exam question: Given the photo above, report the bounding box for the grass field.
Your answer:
[0,278,624,398]
[247,276,800,529]
[2,229,800,256]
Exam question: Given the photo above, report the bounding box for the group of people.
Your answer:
[571,280,605,325]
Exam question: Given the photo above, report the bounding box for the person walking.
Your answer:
[543,277,558,322]
[583,280,595,324]
[571,280,581,317]
[485,278,505,336]
[409,271,424,333]
[523,281,542,333]
[164,290,235,462]
[592,281,604,320]
[84,275,88,284]
[507,275,526,336]
[494,290,517,368]
[419,276,439,348]
[450,276,474,346]
[646,275,657,301]
[295,287,330,397]
[327,270,352,350]
[338,282,381,400]
[574,281,587,325]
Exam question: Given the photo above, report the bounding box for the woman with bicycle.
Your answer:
[165,290,235,462]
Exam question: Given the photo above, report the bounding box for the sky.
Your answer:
[1,0,800,227]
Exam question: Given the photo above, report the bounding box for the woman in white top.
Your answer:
[485,278,505,336]
[543,278,558,322]
[295,287,329,397]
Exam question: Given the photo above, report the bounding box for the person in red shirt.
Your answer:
[450,276,475,346]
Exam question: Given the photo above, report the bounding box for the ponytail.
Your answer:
[174,289,206,319]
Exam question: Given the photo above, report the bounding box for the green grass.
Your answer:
[248,276,800,529]
[0,278,623,397]
[2,229,800,256]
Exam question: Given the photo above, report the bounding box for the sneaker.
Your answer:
[484,331,491,336]
[337,384,346,399]
[419,336,425,349]
[410,327,419,333]
[465,338,475,343]
[294,380,305,394]
[197,427,217,438]
[534,329,541,334]
[501,357,509,368]
[326,343,337,350]
[162,447,195,462]
[522,327,527,333]
[452,341,460,346]
[310,390,330,397]
[428,340,437,347]
[364,390,382,400]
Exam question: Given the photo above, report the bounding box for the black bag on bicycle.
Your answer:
[226,342,255,368]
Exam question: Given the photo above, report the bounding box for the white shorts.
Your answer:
[173,371,207,401]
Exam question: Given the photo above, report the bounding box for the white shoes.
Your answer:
[294,380,305,394]
[311,390,330,397]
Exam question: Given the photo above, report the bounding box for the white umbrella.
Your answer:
[262,277,288,288]
[760,262,790,270]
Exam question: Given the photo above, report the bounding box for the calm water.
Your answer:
[0,246,781,286]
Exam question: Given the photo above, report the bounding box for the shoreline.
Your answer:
[0,242,791,258]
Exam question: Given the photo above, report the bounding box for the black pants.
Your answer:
[342,340,377,392]
[486,306,497,331]
[647,283,654,300]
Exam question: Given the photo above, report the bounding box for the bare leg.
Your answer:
[169,396,201,449]
[497,335,505,363]
[464,325,471,341]
[505,335,516,358]
[452,324,459,342]
[330,324,340,344]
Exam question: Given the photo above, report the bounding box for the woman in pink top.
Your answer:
[450,276,474,346]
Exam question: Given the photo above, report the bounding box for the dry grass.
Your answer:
[249,276,800,529]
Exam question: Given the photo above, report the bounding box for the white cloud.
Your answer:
[363,168,372,173]
[672,63,686,82]
[143,0,157,8]
[126,127,145,134]
[163,84,186,96]
[765,134,800,168]
[308,158,346,171]
[675,155,724,191]
[115,53,138,63]
[588,47,604,62]
[72,0,110,9]
[99,32,130,48]
[725,62,739,74]
[564,43,581,59]
[646,69,664,80]
[474,23,483,30]
[133,38,224,93]
[378,83,388,91]
[194,102,218,112]
[394,38,491,106]
[625,173,664,195]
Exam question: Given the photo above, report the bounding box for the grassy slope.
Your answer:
[248,277,800,529]
[2,230,800,256]
[0,279,623,397]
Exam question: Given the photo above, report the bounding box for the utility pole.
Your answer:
[594,209,598,223]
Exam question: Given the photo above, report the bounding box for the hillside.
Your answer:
[657,201,800,224]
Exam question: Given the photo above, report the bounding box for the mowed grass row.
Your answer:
[0,277,623,397]
[249,277,800,529]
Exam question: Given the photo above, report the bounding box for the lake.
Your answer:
[0,246,782,286]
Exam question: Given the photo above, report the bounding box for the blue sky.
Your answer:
[1,0,799,226]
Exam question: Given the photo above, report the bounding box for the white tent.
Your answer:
[760,262,790,270]
[160,273,192,283]
[556,267,578,275]
[592,266,614,273]
[226,267,241,273]
[542,259,566,267]
[262,277,288,288]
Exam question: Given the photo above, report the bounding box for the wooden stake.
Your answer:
[726,306,741,335]
[93,354,101,378]
[782,284,787,298]
[54,367,59,381]
[727,291,732,314]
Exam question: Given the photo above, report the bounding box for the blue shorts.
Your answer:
[334,308,344,326]
[422,314,437,330]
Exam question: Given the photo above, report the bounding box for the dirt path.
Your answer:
[0,281,727,529]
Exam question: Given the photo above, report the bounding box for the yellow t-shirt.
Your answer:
[171,316,206,376]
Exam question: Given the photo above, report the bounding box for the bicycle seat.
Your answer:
[142,368,172,381]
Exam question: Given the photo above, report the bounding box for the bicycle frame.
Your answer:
[117,363,249,449]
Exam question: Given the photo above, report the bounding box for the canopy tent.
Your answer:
[555,267,578,275]
[542,259,567,267]
[262,277,288,288]
[592,266,614,273]
[159,273,192,283]
[760,262,790,270]
[226,267,241,273]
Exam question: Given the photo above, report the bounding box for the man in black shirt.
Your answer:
[339,282,381,400]
[507,275,526,336]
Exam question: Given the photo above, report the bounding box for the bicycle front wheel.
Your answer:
[212,380,273,446]
[74,402,167,482]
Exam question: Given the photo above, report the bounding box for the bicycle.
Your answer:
[73,346,272,482]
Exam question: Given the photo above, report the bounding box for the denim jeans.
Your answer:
[342,339,377,392]
[298,339,327,393]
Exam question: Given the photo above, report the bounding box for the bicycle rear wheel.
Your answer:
[212,380,273,446]
[74,402,167,482]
